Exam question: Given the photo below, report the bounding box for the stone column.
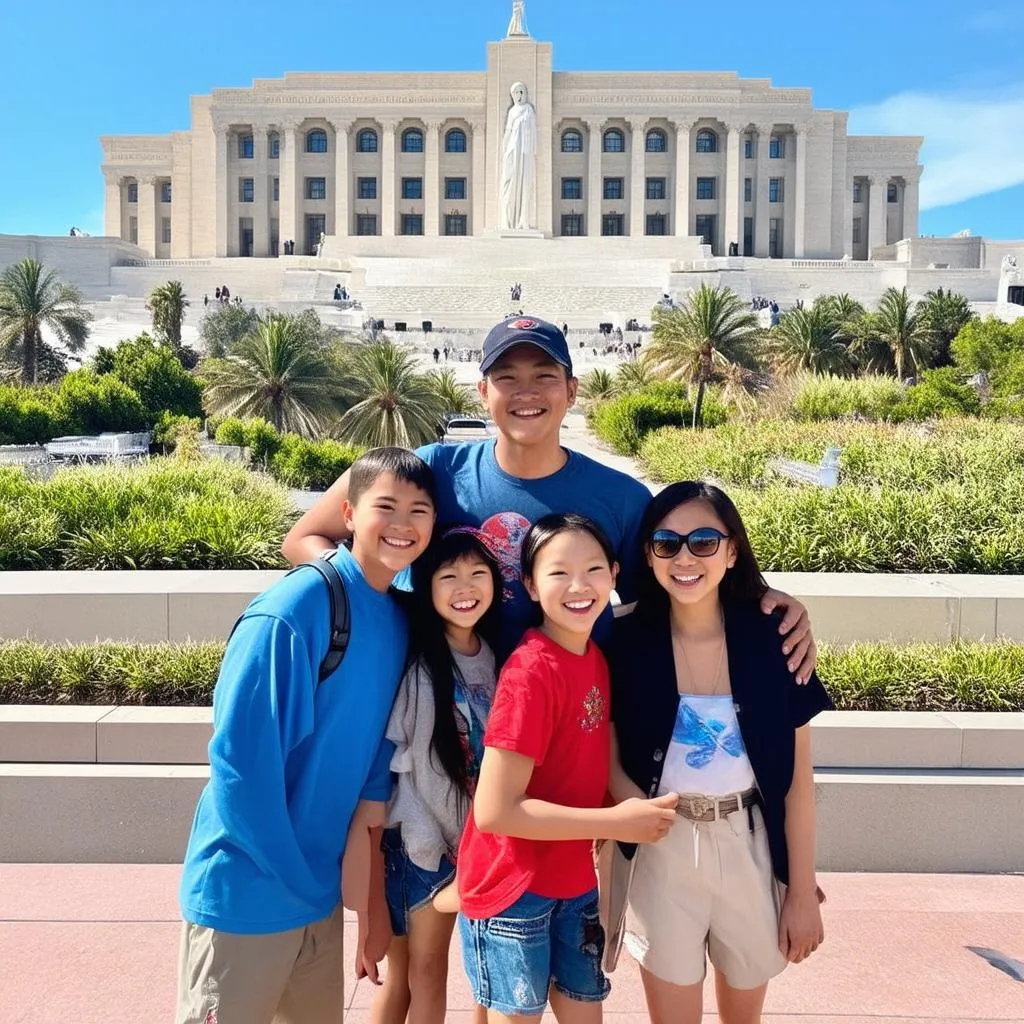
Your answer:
[842,179,855,258]
[469,118,486,236]
[724,123,743,256]
[424,120,442,237]
[629,118,646,237]
[673,120,691,237]
[380,119,398,237]
[903,170,921,240]
[754,124,772,258]
[253,126,270,257]
[214,126,230,258]
[103,170,122,239]
[279,122,300,255]
[867,175,887,258]
[331,119,351,238]
[792,126,808,257]
[137,175,157,257]
[586,119,602,238]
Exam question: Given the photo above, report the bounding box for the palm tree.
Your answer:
[426,367,483,416]
[146,281,189,351]
[201,313,343,435]
[867,286,932,380]
[579,368,618,403]
[614,355,658,394]
[770,305,851,376]
[815,293,866,326]
[337,340,446,448]
[646,284,759,426]
[917,288,975,367]
[0,257,92,384]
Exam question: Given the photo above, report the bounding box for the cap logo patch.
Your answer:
[510,319,537,330]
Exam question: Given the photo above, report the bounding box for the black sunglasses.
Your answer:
[650,528,730,559]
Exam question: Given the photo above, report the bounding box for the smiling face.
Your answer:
[524,529,617,652]
[647,499,736,608]
[343,472,435,591]
[431,553,495,633]
[478,344,577,450]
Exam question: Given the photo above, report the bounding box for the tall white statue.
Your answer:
[507,0,529,37]
[500,81,537,231]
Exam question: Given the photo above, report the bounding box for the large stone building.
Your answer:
[102,3,922,263]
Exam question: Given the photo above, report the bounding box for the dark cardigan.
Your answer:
[608,601,833,885]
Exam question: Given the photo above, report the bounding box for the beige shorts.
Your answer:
[175,904,345,1024]
[624,804,787,990]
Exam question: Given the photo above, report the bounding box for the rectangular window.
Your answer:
[273,177,279,202]
[887,182,899,203]
[160,181,172,204]
[769,177,784,203]
[401,213,423,235]
[239,134,254,159]
[305,214,326,254]
[356,214,377,236]
[444,214,468,236]
[129,217,138,244]
[696,177,716,200]
[852,217,862,244]
[646,177,666,200]
[161,218,171,245]
[769,136,785,159]
[357,177,377,200]
[695,214,716,246]
[239,178,254,203]
[646,213,667,236]
[769,217,782,258]
[561,177,583,200]
[853,181,864,203]
[402,177,423,200]
[445,177,467,201]
[602,214,625,236]
[270,136,280,159]
[743,216,753,257]
[743,178,752,203]
[561,213,585,236]
[306,177,327,201]
[744,137,754,159]
[127,183,138,204]
[603,177,624,200]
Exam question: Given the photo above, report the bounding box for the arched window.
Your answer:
[646,129,667,153]
[561,129,583,153]
[305,129,328,154]
[402,128,424,153]
[445,128,467,153]
[603,129,625,153]
[695,129,718,154]
[357,128,379,153]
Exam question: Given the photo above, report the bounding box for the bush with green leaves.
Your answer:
[589,381,727,455]
[2,637,1020,710]
[788,374,907,422]
[0,459,293,570]
[270,434,362,491]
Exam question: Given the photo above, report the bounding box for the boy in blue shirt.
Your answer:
[175,447,437,1024]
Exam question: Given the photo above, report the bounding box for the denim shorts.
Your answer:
[459,888,610,1016]
[382,827,456,937]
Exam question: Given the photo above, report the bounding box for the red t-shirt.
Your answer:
[457,629,611,919]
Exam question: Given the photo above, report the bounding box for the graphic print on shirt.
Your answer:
[454,678,489,795]
[579,684,607,734]
[479,511,532,601]
[673,701,745,769]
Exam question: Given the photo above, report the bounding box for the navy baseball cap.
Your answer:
[480,315,573,377]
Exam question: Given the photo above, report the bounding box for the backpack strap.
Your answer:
[302,551,351,684]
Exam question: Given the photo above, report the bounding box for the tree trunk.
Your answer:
[272,400,283,435]
[21,327,37,385]
[692,379,706,429]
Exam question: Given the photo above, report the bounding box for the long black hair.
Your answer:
[405,526,503,802]
[635,480,768,619]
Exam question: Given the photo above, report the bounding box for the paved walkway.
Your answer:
[2,865,1022,1023]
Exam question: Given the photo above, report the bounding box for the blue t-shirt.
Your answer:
[414,439,652,662]
[179,546,404,934]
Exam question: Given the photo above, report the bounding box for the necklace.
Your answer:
[672,619,728,696]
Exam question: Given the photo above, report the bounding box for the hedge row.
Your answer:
[1,639,1020,711]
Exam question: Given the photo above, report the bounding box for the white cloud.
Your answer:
[849,85,1024,210]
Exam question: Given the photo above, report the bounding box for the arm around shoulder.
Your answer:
[281,467,353,566]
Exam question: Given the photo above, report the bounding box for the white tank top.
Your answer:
[657,694,755,798]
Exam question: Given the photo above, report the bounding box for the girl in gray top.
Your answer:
[375,527,501,1024]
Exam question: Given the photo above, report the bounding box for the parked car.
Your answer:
[440,416,494,444]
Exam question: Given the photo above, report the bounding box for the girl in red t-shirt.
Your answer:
[456,512,679,1024]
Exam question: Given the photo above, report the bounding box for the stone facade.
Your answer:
[100,14,923,261]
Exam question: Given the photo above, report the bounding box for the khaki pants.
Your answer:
[175,905,345,1024]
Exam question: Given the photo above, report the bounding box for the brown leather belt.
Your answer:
[675,789,759,823]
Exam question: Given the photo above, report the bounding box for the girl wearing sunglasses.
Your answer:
[606,481,833,1024]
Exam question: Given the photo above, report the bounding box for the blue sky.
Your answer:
[2,0,1021,240]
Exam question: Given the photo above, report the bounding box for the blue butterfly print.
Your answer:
[673,703,745,769]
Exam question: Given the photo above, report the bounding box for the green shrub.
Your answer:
[99,334,204,422]
[270,435,361,490]
[789,374,906,422]
[2,638,1020,710]
[0,460,293,570]
[899,367,980,420]
[54,371,149,436]
[0,386,59,444]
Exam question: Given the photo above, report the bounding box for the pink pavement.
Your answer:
[1,866,1022,1024]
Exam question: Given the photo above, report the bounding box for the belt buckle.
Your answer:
[689,795,713,819]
